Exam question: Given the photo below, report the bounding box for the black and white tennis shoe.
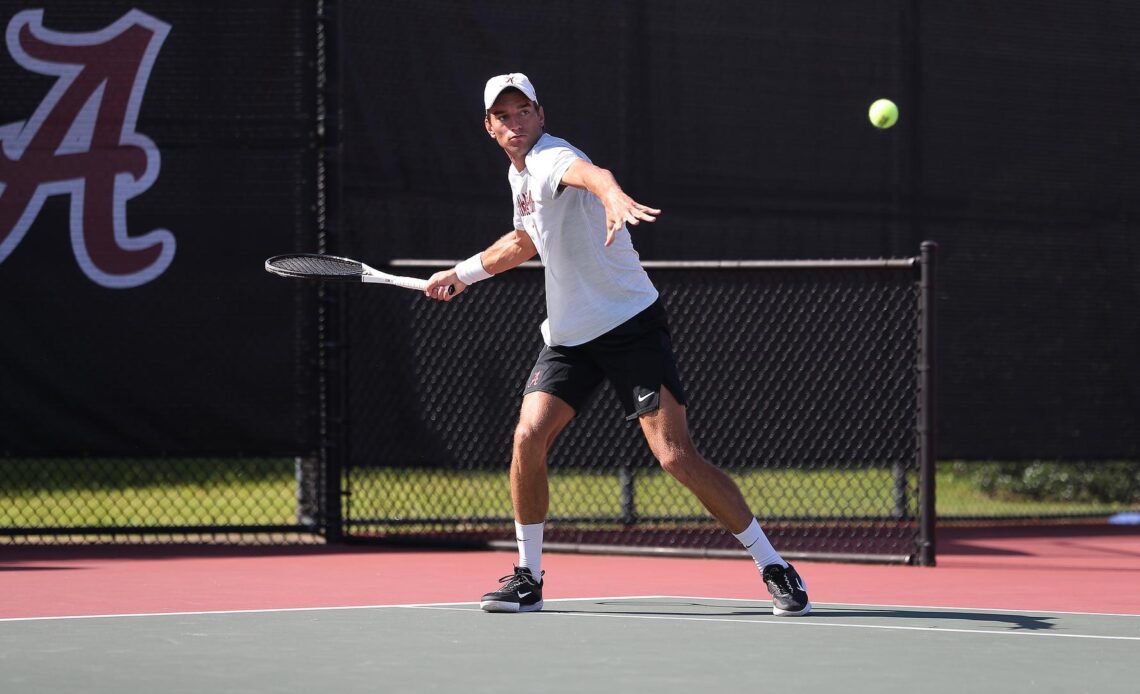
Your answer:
[480,566,544,613]
[762,562,812,616]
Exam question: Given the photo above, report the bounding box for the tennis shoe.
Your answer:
[762,562,811,616]
[480,566,544,613]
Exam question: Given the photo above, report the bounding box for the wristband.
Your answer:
[455,253,493,285]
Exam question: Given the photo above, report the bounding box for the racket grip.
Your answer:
[410,281,455,295]
[407,279,455,295]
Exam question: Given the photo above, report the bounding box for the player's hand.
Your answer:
[602,188,660,247]
[424,269,465,301]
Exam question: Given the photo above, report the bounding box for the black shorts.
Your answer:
[521,300,687,421]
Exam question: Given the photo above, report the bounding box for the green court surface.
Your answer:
[3,597,1137,693]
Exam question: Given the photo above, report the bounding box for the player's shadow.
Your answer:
[805,607,1057,631]
[553,601,1058,631]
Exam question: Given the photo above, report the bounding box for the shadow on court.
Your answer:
[805,608,1057,631]
[549,600,1059,631]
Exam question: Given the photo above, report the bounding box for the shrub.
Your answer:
[954,461,1140,504]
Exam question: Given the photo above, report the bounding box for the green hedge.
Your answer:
[953,461,1140,504]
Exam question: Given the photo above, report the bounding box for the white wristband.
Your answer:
[455,253,493,285]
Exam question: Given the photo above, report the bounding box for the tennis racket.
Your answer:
[265,254,452,294]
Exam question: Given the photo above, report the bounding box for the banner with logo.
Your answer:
[0,3,317,455]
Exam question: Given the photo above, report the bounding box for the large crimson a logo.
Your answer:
[0,9,173,288]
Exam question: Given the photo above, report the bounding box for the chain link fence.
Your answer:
[1,248,937,559]
[337,248,936,564]
[0,456,327,544]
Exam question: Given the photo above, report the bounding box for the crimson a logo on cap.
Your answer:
[0,9,174,288]
[504,75,516,85]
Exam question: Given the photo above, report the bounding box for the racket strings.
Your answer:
[272,255,361,276]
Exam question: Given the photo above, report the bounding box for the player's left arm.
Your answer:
[560,159,660,246]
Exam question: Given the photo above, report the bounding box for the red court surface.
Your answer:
[3,525,1138,620]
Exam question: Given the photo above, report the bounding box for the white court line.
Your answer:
[4,594,1137,638]
[409,604,1140,642]
[0,596,667,624]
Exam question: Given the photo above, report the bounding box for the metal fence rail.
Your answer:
[336,244,937,564]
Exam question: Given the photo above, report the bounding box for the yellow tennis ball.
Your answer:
[868,98,899,129]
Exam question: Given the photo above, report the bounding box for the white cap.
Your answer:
[483,73,538,110]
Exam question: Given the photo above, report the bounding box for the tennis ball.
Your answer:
[868,98,899,129]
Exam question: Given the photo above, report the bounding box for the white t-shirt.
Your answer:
[510,133,658,347]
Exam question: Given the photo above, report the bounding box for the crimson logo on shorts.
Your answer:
[0,9,174,288]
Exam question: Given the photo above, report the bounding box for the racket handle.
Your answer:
[361,273,454,295]
[420,281,455,294]
[396,278,456,295]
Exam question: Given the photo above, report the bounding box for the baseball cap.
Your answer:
[484,73,538,110]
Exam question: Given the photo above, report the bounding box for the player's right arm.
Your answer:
[424,229,537,302]
[480,228,538,274]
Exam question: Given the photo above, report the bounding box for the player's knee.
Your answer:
[513,420,551,452]
[656,447,699,480]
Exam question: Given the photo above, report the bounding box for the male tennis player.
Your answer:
[424,73,811,617]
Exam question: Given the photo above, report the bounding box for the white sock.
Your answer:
[515,521,544,581]
[733,517,788,571]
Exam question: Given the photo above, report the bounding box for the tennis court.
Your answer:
[3,525,1138,693]
[4,598,1137,693]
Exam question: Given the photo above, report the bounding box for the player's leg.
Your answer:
[480,391,574,613]
[637,388,751,530]
[637,389,811,616]
[588,302,756,533]
[594,300,810,616]
[510,391,574,525]
[481,346,601,613]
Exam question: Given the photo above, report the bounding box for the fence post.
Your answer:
[320,285,346,544]
[916,241,938,565]
[295,456,320,528]
[316,0,345,543]
[891,459,909,520]
[620,461,637,525]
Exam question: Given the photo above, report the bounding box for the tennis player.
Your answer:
[424,73,811,617]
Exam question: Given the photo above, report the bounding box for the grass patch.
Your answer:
[2,458,301,528]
